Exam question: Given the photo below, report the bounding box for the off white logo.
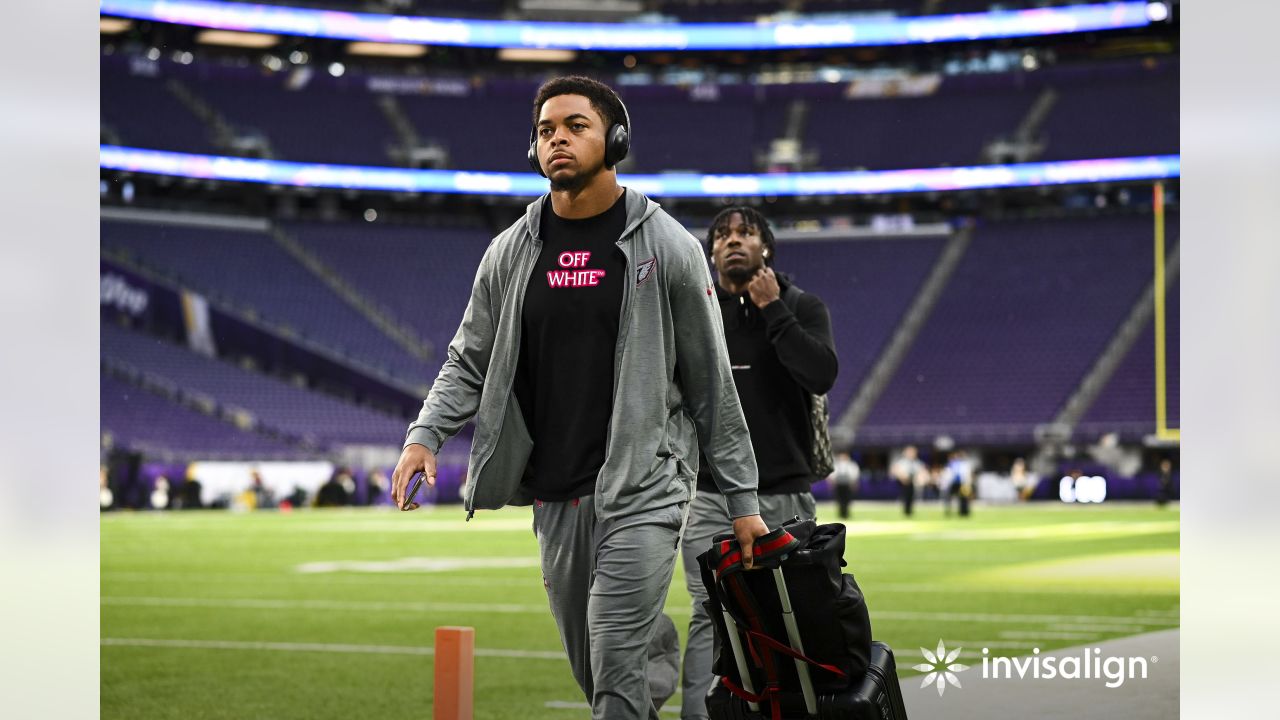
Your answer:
[636,256,657,287]
[913,640,969,696]
[547,250,605,288]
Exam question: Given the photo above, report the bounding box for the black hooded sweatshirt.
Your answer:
[697,273,838,495]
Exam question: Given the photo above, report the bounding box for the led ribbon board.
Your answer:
[100,146,1180,197]
[99,0,1153,50]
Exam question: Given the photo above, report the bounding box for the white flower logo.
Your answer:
[913,640,969,696]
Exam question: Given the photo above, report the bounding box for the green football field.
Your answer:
[101,502,1179,719]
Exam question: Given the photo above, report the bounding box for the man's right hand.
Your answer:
[391,443,437,510]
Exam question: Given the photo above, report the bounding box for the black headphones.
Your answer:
[527,93,631,177]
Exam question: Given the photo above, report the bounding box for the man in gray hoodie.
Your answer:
[390,76,768,720]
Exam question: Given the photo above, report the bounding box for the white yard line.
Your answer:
[103,596,1176,629]
[102,596,551,614]
[545,700,680,714]
[874,610,1176,626]
[101,637,565,660]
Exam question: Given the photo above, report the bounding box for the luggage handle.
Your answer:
[712,526,802,577]
[772,566,819,715]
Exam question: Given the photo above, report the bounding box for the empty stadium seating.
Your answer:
[100,54,1179,173]
[101,371,306,459]
[777,234,948,414]
[1078,275,1180,440]
[100,66,215,153]
[861,214,1155,443]
[100,219,433,384]
[102,323,408,447]
[283,221,490,380]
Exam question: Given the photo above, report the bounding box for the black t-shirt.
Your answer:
[514,193,628,500]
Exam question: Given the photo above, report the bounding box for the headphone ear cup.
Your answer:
[605,124,630,168]
[528,140,545,177]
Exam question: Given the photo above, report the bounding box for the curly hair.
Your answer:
[531,75,628,135]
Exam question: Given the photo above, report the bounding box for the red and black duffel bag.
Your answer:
[698,517,906,720]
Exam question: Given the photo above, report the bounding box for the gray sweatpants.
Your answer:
[534,494,687,720]
[677,491,816,720]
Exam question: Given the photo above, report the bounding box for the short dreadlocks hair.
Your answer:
[531,76,628,137]
[706,206,777,267]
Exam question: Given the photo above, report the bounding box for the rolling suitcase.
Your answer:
[698,519,908,720]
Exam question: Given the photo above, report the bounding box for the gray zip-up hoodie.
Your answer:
[404,187,759,521]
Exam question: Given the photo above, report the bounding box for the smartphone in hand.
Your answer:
[401,472,426,511]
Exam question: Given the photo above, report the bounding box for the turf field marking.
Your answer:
[103,596,552,614]
[102,571,539,587]
[909,520,1178,542]
[1045,623,1147,633]
[937,640,1050,650]
[101,637,566,660]
[294,557,541,573]
[862,582,1178,596]
[102,596,1176,629]
[873,610,1175,627]
[545,700,679,714]
[999,630,1102,640]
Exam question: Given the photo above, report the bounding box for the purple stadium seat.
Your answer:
[102,323,409,447]
[779,235,948,415]
[862,214,1155,443]
[101,371,306,459]
[100,219,433,383]
[1078,216,1180,440]
[283,221,491,381]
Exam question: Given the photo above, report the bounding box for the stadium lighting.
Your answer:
[195,29,279,48]
[347,42,427,58]
[98,0,1156,51]
[1146,2,1170,23]
[99,145,1181,198]
[497,48,577,63]
[328,62,345,77]
[99,17,133,34]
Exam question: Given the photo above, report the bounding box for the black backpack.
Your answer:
[698,518,872,718]
[780,283,835,479]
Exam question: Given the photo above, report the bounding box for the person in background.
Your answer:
[366,470,389,506]
[830,451,861,520]
[178,468,203,510]
[1156,458,1175,507]
[99,465,114,512]
[891,445,925,517]
[249,468,275,509]
[316,469,351,507]
[944,450,975,517]
[150,476,171,511]
[1011,457,1038,501]
[678,205,838,720]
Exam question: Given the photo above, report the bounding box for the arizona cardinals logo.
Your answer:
[636,256,658,287]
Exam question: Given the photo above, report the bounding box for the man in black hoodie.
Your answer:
[677,207,839,719]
